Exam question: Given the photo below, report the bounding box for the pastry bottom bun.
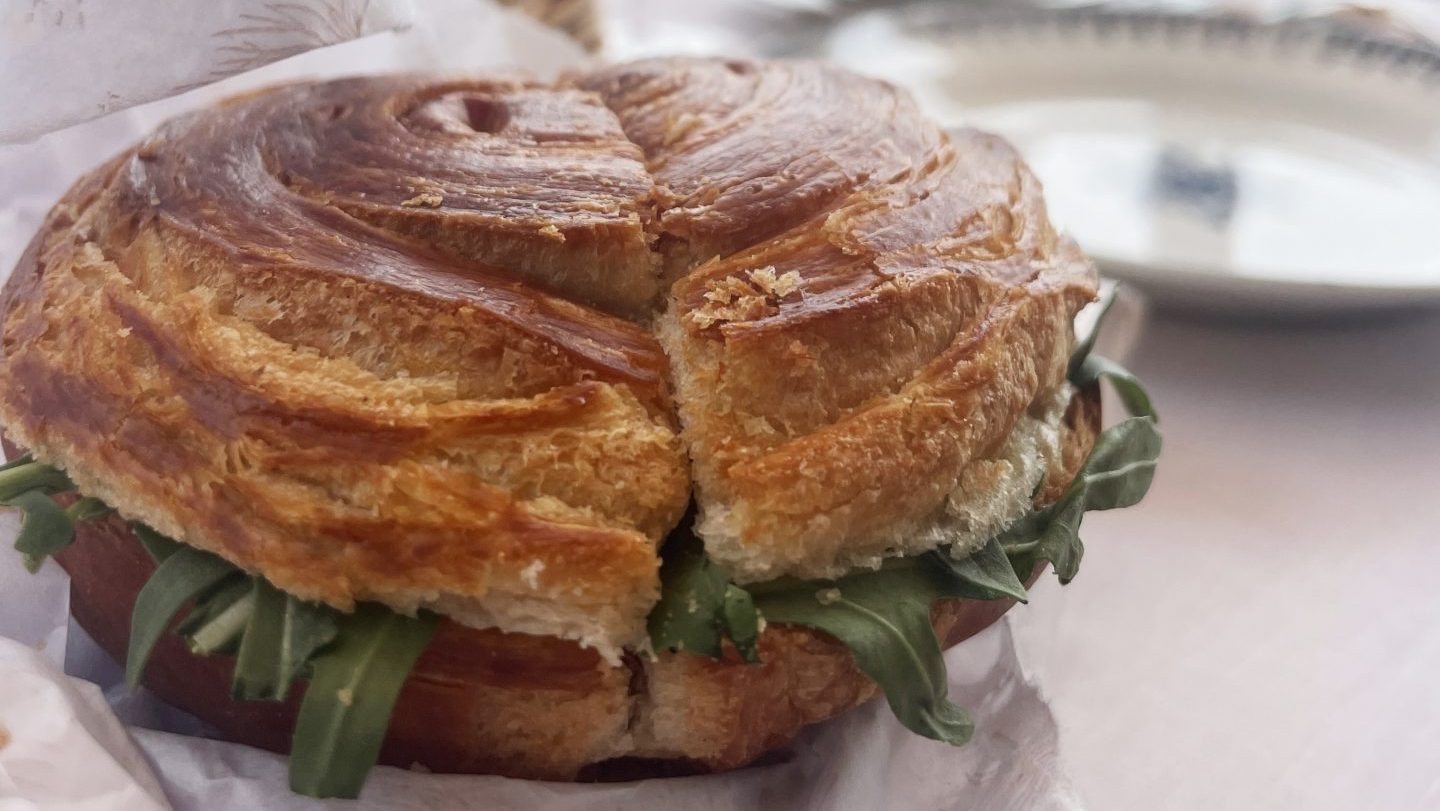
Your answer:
[53,512,1033,781]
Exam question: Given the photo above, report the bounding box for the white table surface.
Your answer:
[1015,309,1440,811]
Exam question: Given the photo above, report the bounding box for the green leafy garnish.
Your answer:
[653,533,1046,746]
[721,584,760,662]
[752,555,983,744]
[999,416,1160,583]
[1072,354,1157,421]
[0,458,70,500]
[65,497,113,522]
[5,489,75,573]
[999,335,1162,585]
[1076,416,1163,511]
[0,460,79,570]
[120,535,433,798]
[132,523,183,563]
[936,536,1030,603]
[289,605,438,798]
[1067,284,1157,423]
[997,493,1086,584]
[1067,288,1117,381]
[178,576,255,655]
[0,453,35,472]
[125,546,240,687]
[232,578,339,701]
[649,531,760,662]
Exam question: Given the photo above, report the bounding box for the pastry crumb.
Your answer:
[337,688,354,707]
[520,560,546,588]
[689,266,803,329]
[742,415,774,436]
[663,111,705,147]
[0,724,9,750]
[400,191,445,208]
[815,588,843,606]
[537,224,566,242]
[748,266,801,298]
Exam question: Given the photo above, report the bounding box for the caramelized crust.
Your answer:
[0,59,1098,654]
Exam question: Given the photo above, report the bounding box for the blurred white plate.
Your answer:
[822,9,1440,315]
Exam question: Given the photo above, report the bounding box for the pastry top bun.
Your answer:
[0,59,1097,658]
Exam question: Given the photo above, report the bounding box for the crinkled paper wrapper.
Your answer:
[0,3,1093,808]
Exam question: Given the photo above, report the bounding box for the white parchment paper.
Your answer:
[0,636,169,811]
[0,2,1117,807]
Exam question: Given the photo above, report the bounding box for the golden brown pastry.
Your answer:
[0,57,1122,785]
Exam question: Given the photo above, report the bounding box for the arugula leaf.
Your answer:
[178,576,256,656]
[1078,416,1162,510]
[132,523,182,564]
[65,497,113,522]
[0,460,72,501]
[938,536,1030,602]
[649,531,759,659]
[1000,416,1161,583]
[1013,303,1160,582]
[721,585,760,663]
[233,578,339,701]
[0,453,34,472]
[5,490,75,573]
[1066,283,1157,423]
[1072,354,1157,421]
[126,546,240,687]
[752,556,981,744]
[999,489,1088,583]
[178,576,249,636]
[289,605,438,799]
[1067,287,1117,380]
[0,462,114,571]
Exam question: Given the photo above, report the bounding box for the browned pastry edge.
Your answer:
[8,384,1097,781]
